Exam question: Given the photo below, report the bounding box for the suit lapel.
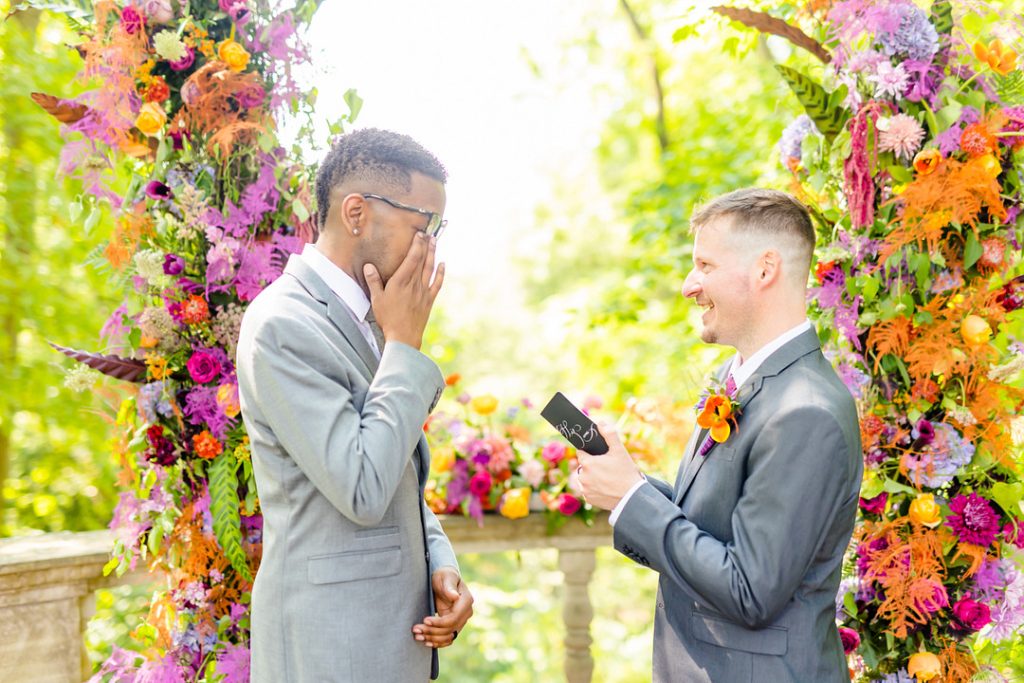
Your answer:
[283,256,379,381]
[672,327,822,505]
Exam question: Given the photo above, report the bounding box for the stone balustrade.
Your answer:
[0,513,611,682]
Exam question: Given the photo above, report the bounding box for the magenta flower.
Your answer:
[914,578,948,614]
[145,180,173,201]
[163,253,185,275]
[237,83,266,109]
[947,493,1002,547]
[558,493,581,516]
[187,349,222,384]
[120,5,144,34]
[838,627,860,655]
[1002,521,1024,549]
[468,470,492,498]
[859,492,888,515]
[169,46,195,72]
[952,597,992,632]
[145,425,177,466]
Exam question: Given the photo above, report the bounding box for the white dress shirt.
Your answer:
[609,320,813,526]
[300,244,382,358]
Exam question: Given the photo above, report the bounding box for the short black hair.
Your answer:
[314,128,448,229]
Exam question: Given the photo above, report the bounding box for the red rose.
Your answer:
[952,597,992,632]
[558,493,581,516]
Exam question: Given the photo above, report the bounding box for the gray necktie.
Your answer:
[364,308,385,353]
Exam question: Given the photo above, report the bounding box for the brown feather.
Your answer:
[712,6,831,64]
[30,92,88,124]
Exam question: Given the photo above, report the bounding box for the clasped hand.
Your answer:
[412,567,474,648]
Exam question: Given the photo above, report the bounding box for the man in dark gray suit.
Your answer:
[578,188,862,682]
[237,129,473,681]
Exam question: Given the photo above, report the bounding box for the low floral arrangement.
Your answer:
[709,1,1024,680]
[425,375,690,530]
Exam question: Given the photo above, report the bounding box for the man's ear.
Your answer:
[338,191,367,235]
[755,249,782,289]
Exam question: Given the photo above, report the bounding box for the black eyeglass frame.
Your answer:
[361,193,447,238]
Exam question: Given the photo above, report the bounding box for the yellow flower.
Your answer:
[907,651,942,681]
[134,102,167,137]
[499,487,531,520]
[216,382,240,418]
[912,149,941,175]
[431,445,456,474]
[961,314,992,346]
[145,353,170,380]
[233,436,250,462]
[908,493,942,528]
[218,38,250,71]
[470,395,499,416]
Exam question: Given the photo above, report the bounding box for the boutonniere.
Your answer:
[695,376,740,456]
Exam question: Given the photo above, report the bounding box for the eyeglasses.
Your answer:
[361,193,447,239]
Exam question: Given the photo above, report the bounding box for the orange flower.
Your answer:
[431,445,455,474]
[144,76,170,103]
[444,373,461,387]
[697,394,735,443]
[145,353,170,380]
[961,314,992,346]
[974,39,1018,76]
[193,430,223,460]
[134,102,166,137]
[217,38,250,71]
[814,260,836,285]
[181,294,210,324]
[907,651,942,681]
[960,123,997,157]
[908,493,942,528]
[912,149,941,175]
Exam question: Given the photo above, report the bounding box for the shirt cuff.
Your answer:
[609,476,647,527]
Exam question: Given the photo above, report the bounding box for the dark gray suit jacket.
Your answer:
[614,327,862,683]
[237,255,456,682]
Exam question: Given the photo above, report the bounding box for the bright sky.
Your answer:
[303,0,622,329]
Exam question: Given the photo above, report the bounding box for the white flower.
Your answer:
[133,249,167,284]
[64,365,100,393]
[1010,416,1024,447]
[153,30,187,62]
[516,459,545,488]
[867,61,909,99]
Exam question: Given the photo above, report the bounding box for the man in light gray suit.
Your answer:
[237,129,473,682]
[578,188,862,682]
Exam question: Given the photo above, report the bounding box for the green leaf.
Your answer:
[991,482,1024,516]
[343,89,363,124]
[930,0,953,35]
[775,65,848,143]
[68,197,83,224]
[843,591,858,618]
[83,206,100,235]
[935,103,963,130]
[882,478,918,496]
[860,476,885,499]
[7,0,92,20]
[860,276,880,303]
[964,230,983,270]
[209,452,253,582]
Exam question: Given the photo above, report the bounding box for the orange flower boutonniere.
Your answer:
[695,376,740,456]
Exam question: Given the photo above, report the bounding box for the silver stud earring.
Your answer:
[352,228,360,235]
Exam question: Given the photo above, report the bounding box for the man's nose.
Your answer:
[681,270,700,299]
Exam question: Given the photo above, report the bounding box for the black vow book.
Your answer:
[540,392,609,455]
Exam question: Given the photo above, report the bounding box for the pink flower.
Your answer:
[558,494,581,516]
[1002,521,1024,549]
[541,442,567,464]
[468,470,492,498]
[517,459,545,488]
[868,61,909,99]
[237,83,266,108]
[583,395,603,411]
[947,493,1002,547]
[187,349,222,384]
[120,5,144,34]
[140,0,173,23]
[877,113,925,160]
[838,627,860,654]
[484,436,514,474]
[952,597,992,632]
[913,578,948,614]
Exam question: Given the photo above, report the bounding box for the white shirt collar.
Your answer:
[300,244,371,322]
[729,320,813,388]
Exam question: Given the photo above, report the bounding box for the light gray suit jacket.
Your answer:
[614,328,862,683]
[236,255,457,682]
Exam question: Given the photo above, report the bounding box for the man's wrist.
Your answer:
[609,476,647,526]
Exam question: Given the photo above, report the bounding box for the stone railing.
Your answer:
[0,513,611,683]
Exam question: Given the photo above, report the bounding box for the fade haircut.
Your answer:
[689,188,816,281]
[315,128,448,229]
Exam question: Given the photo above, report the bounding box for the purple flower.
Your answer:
[936,106,980,156]
[100,302,132,348]
[952,597,992,632]
[947,493,1002,547]
[187,349,222,384]
[120,5,144,34]
[169,46,195,71]
[859,492,888,515]
[911,418,934,446]
[868,61,910,99]
[838,626,860,654]
[237,83,266,109]
[902,58,943,104]
[163,253,185,275]
[778,115,817,164]
[145,425,177,466]
[469,470,492,497]
[914,578,948,614]
[145,180,173,201]
[900,422,974,488]
[219,0,250,21]
[876,2,938,61]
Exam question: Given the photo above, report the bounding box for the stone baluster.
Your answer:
[558,547,597,683]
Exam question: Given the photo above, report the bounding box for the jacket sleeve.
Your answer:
[245,319,445,526]
[612,405,858,628]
